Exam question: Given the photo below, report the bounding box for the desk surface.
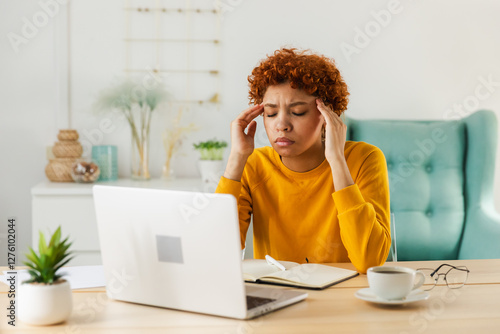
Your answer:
[2,259,499,333]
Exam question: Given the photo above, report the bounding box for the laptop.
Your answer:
[93,185,307,319]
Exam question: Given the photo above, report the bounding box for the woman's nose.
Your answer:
[275,113,292,132]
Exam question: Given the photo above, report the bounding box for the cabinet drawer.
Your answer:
[32,195,99,251]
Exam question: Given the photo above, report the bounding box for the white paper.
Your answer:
[0,265,105,289]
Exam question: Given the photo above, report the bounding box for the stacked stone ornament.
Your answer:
[45,130,83,182]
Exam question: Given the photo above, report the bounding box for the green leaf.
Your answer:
[60,236,71,248]
[60,240,72,253]
[41,267,51,282]
[26,269,41,282]
[54,257,73,272]
[39,254,47,270]
[53,254,71,270]
[23,262,37,271]
[49,226,61,248]
[39,231,47,255]
[46,247,54,261]
[26,248,41,268]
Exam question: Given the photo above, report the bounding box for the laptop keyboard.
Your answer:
[246,295,276,310]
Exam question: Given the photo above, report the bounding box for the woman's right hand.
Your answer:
[229,104,264,158]
[223,104,264,181]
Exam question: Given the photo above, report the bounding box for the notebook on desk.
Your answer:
[93,185,307,320]
[243,259,358,290]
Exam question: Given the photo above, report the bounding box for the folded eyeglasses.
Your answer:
[417,264,469,291]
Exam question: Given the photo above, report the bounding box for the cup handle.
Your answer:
[412,271,426,290]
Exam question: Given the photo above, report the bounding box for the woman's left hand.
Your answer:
[316,99,347,164]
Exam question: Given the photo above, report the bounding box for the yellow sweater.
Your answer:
[215,142,391,273]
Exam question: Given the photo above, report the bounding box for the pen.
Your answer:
[265,255,286,271]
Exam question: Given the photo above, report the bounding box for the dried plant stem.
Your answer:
[162,107,197,178]
[125,106,152,178]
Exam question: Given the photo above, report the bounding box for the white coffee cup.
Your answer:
[367,266,425,300]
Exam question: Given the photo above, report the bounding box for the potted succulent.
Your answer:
[18,226,73,325]
[193,139,227,183]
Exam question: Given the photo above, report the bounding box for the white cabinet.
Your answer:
[31,178,208,265]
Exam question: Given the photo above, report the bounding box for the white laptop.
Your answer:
[93,185,307,319]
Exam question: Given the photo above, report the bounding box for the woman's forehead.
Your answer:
[263,84,315,103]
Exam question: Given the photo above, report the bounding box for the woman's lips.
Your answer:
[275,137,295,147]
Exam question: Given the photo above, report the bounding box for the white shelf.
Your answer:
[31,178,206,196]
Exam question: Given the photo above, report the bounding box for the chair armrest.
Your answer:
[459,204,500,259]
[459,110,500,259]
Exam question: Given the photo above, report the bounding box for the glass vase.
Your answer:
[130,128,151,180]
[161,159,176,180]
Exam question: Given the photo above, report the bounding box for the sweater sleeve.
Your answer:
[215,176,253,249]
[332,148,391,273]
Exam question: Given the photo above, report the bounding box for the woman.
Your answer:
[216,48,390,273]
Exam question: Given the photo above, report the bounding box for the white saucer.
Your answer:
[355,288,429,305]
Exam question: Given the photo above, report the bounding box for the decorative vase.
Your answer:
[52,141,83,158]
[18,280,72,325]
[161,161,175,180]
[45,130,83,182]
[198,160,224,183]
[130,128,150,180]
[57,129,79,141]
[45,158,76,182]
[92,145,118,181]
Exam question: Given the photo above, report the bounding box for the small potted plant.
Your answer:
[18,227,73,325]
[193,139,227,183]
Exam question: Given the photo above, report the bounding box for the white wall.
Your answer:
[1,0,500,265]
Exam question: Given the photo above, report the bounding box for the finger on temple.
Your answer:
[239,104,264,122]
[246,121,257,137]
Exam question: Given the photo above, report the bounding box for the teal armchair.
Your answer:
[346,110,500,261]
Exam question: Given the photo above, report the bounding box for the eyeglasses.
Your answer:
[417,264,469,291]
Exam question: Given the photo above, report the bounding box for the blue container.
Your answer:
[92,145,118,181]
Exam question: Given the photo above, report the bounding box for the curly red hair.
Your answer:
[248,48,349,115]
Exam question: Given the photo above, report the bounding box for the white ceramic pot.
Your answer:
[18,280,72,325]
[198,160,224,183]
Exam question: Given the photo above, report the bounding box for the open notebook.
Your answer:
[242,259,358,290]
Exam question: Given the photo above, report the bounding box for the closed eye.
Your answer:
[265,111,307,117]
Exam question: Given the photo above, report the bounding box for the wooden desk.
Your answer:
[2,259,499,333]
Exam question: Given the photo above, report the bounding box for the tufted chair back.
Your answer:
[346,110,499,261]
